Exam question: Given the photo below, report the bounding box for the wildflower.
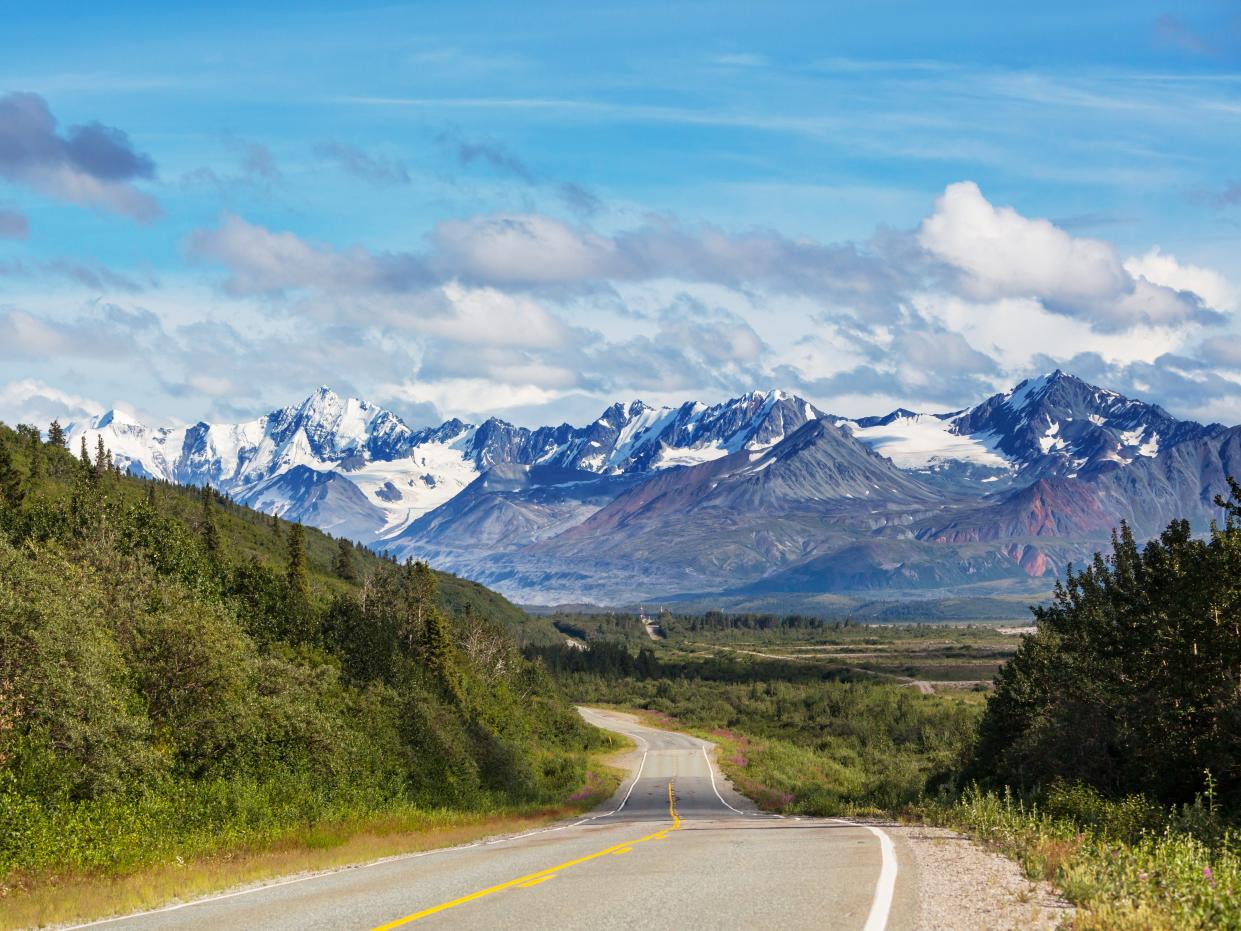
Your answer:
[1205,866,1216,887]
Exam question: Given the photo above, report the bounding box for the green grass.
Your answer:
[0,754,624,930]
[931,785,1241,930]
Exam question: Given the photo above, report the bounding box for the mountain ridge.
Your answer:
[51,371,1238,605]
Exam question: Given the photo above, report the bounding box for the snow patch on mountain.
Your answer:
[843,412,1012,470]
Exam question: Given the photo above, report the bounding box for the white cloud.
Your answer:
[1124,247,1237,313]
[918,181,1214,330]
[0,378,104,427]
[423,283,577,349]
[379,376,567,418]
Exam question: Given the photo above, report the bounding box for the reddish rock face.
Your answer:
[1004,543,1052,577]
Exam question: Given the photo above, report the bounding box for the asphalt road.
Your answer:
[76,707,916,931]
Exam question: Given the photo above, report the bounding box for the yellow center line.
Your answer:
[370,781,682,930]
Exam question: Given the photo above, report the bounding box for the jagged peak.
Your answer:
[94,408,142,429]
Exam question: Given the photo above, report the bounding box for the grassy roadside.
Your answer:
[923,787,1241,931]
[0,752,625,930]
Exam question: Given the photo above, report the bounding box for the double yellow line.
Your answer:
[372,782,682,929]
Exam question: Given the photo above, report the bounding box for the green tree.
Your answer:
[200,484,221,558]
[334,537,356,581]
[93,436,109,480]
[972,480,1241,804]
[79,436,91,474]
[0,443,23,507]
[286,522,309,604]
[47,419,66,449]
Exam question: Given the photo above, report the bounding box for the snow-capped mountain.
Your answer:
[840,371,1218,491]
[57,373,1237,606]
[67,386,823,541]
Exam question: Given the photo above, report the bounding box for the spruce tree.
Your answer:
[405,561,459,701]
[93,436,107,478]
[0,443,23,507]
[422,603,460,701]
[201,484,221,557]
[286,522,309,604]
[334,537,356,581]
[79,437,91,473]
[47,419,66,449]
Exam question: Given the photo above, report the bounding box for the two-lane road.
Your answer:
[77,708,916,930]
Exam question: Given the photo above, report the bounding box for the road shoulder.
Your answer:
[894,822,1073,930]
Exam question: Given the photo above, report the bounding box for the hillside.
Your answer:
[0,422,597,890]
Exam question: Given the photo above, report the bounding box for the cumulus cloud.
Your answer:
[918,181,1219,330]
[1198,336,1241,370]
[426,212,913,317]
[0,92,160,221]
[1124,247,1238,313]
[136,180,1241,425]
[431,214,620,287]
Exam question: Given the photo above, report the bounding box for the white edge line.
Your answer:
[831,819,897,931]
[700,745,749,816]
[593,748,647,819]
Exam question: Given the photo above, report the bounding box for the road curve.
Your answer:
[74,707,916,931]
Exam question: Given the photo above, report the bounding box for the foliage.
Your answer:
[972,492,1241,804]
[0,424,605,883]
[545,648,980,815]
[937,784,1241,930]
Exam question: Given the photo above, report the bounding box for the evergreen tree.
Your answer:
[0,443,23,507]
[201,484,221,557]
[400,561,459,700]
[286,522,309,604]
[334,537,356,581]
[972,483,1241,803]
[47,419,66,449]
[93,436,108,479]
[79,437,91,473]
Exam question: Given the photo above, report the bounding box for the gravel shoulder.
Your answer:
[891,822,1074,930]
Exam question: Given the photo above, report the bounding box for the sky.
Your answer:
[4,1,1241,430]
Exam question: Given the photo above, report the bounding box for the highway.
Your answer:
[78,707,916,930]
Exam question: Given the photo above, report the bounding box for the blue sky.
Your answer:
[3,1,1241,429]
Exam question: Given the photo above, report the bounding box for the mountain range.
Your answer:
[61,372,1240,609]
